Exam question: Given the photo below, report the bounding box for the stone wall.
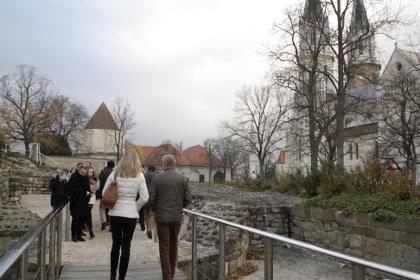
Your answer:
[290,208,420,275]
[179,184,302,279]
[0,153,49,236]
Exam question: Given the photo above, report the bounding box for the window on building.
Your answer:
[355,143,359,159]
[349,144,353,160]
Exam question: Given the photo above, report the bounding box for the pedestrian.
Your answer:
[66,167,76,182]
[86,166,98,239]
[143,164,157,239]
[49,168,68,210]
[103,150,149,280]
[68,165,90,242]
[97,160,115,231]
[148,155,192,280]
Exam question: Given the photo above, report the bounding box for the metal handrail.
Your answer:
[0,199,70,280]
[183,208,420,280]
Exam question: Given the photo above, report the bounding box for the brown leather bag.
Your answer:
[102,174,118,209]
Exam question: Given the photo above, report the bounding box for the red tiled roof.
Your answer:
[139,144,224,167]
[85,102,118,130]
[141,144,190,166]
[183,145,224,167]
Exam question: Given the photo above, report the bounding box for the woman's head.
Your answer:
[116,149,143,178]
[88,167,95,178]
[70,167,76,174]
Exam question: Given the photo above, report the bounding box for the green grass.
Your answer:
[295,192,420,221]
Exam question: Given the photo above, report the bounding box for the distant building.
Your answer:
[141,143,231,182]
[75,102,123,159]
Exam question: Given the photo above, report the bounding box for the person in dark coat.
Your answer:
[143,164,157,239]
[97,160,115,230]
[49,168,68,210]
[68,166,90,242]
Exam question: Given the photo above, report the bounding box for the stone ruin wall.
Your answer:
[179,184,300,279]
[0,153,50,236]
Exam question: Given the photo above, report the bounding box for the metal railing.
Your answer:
[0,200,70,280]
[183,209,420,280]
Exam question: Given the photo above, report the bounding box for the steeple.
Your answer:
[303,0,323,21]
[350,0,369,34]
[347,0,381,89]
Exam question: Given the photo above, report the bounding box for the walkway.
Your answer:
[21,195,353,280]
[21,195,187,280]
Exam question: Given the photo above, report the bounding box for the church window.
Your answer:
[396,62,402,71]
[355,143,359,159]
[349,144,353,160]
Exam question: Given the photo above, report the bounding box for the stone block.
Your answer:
[323,210,335,222]
[405,219,420,234]
[411,233,420,249]
[376,218,406,231]
[310,209,324,221]
[385,242,403,261]
[397,231,411,245]
[375,228,398,242]
[353,225,375,237]
[354,213,370,226]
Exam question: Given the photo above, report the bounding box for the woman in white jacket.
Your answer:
[103,149,149,280]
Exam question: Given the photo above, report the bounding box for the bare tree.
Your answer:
[378,58,420,182]
[109,96,136,161]
[45,95,89,152]
[0,65,58,157]
[213,136,248,181]
[221,85,290,176]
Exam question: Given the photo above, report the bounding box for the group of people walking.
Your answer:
[48,150,192,280]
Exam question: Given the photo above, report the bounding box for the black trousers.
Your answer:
[71,215,86,237]
[110,216,137,278]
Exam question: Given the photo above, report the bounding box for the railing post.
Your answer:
[38,229,46,280]
[15,250,28,280]
[65,203,70,242]
[49,217,56,279]
[56,211,63,280]
[191,215,197,280]
[264,237,273,280]
[352,263,365,280]
[218,223,226,280]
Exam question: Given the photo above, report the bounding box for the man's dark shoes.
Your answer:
[80,232,86,236]
[147,231,152,239]
[72,236,78,242]
[101,222,106,230]
[77,236,86,242]
[110,274,116,280]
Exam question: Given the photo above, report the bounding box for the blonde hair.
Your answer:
[115,149,143,178]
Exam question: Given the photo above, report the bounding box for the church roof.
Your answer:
[85,102,118,130]
[350,0,369,33]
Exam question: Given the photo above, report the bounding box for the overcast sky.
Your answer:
[1,0,419,149]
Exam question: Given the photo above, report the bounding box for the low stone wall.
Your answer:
[290,208,420,275]
[179,184,302,279]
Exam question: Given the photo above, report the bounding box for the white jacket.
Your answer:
[102,170,149,219]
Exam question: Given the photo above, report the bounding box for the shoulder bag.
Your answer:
[102,174,118,209]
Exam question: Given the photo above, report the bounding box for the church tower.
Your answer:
[347,0,381,89]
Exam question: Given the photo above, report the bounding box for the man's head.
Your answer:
[76,162,83,169]
[78,166,88,176]
[107,160,115,168]
[56,169,63,177]
[161,155,176,169]
[148,165,156,172]
[86,161,91,167]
